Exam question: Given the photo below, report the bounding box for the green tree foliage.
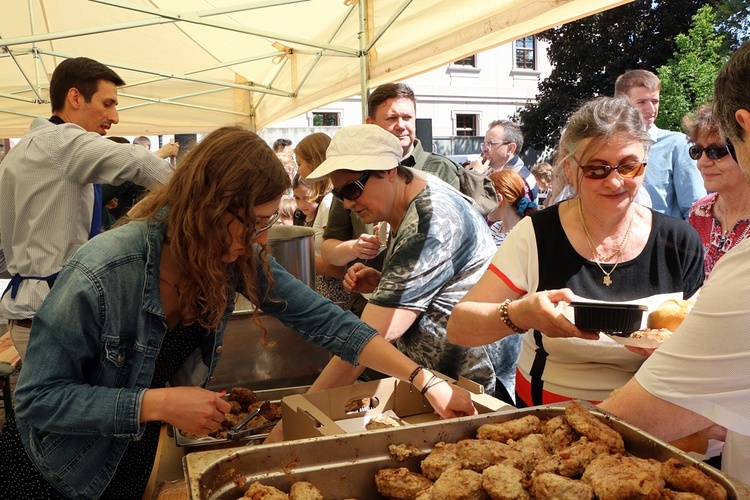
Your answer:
[656,6,729,132]
[518,0,718,156]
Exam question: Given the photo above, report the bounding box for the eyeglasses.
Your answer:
[480,140,511,150]
[229,210,279,238]
[331,172,371,202]
[688,144,731,161]
[579,162,647,180]
[726,137,738,163]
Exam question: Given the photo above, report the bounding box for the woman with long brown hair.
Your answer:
[1,126,475,499]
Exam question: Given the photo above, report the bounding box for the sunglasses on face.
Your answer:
[688,144,731,161]
[229,210,279,238]
[331,172,371,202]
[726,137,738,163]
[579,161,647,180]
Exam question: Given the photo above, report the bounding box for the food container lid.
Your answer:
[569,301,648,311]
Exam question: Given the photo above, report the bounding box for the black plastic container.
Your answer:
[569,302,648,335]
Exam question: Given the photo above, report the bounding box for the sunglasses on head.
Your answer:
[688,144,731,161]
[331,172,371,202]
[579,161,647,180]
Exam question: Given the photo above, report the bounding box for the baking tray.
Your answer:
[183,402,750,499]
[174,385,309,449]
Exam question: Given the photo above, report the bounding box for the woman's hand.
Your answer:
[141,386,231,435]
[624,345,656,356]
[343,263,381,294]
[511,289,600,340]
[354,233,382,260]
[423,379,478,418]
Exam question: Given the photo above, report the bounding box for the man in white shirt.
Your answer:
[614,69,705,219]
[0,57,174,358]
[600,41,750,483]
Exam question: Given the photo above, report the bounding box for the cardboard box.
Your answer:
[281,374,511,441]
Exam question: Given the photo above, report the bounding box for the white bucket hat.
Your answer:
[304,124,402,182]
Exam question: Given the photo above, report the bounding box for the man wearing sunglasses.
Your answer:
[601,41,750,483]
[307,124,518,404]
[615,70,705,220]
[321,83,467,318]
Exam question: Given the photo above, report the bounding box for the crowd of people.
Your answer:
[1,39,750,495]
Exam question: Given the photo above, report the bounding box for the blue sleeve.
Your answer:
[257,257,378,365]
[672,139,706,220]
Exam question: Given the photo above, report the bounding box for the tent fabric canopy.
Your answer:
[0,0,631,137]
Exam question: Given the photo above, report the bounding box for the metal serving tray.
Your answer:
[184,403,750,499]
[174,385,310,449]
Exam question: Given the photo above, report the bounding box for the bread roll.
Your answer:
[646,299,692,332]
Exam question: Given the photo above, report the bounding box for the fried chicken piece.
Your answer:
[533,437,610,477]
[565,399,625,453]
[456,439,525,473]
[244,481,288,499]
[375,467,433,500]
[231,387,259,407]
[259,402,283,422]
[344,397,373,413]
[366,415,404,430]
[508,433,551,474]
[289,481,323,500]
[421,442,461,481]
[224,411,249,429]
[389,443,428,462]
[415,487,433,500]
[660,458,727,500]
[581,453,665,500]
[543,415,578,452]
[430,468,488,500]
[476,415,542,443]
[661,490,705,499]
[228,400,243,414]
[481,463,529,500]
[530,472,593,500]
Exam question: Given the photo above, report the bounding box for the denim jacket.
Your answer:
[14,213,377,499]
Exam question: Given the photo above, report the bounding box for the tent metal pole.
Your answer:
[358,0,369,123]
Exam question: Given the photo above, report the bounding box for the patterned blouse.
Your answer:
[689,192,750,278]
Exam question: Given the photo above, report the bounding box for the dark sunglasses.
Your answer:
[229,210,279,238]
[331,172,371,202]
[726,137,738,163]
[579,161,647,180]
[688,144,731,161]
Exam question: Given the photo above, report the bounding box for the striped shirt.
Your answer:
[0,117,172,320]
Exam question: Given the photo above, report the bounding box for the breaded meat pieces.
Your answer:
[476,415,542,443]
[421,442,461,481]
[530,472,593,500]
[542,415,578,452]
[375,467,433,500]
[581,453,665,500]
[481,463,530,500]
[288,481,324,500]
[244,482,289,499]
[533,437,610,477]
[565,400,624,454]
[430,468,488,500]
[456,439,524,473]
[660,458,727,500]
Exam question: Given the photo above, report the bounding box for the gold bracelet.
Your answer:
[499,299,525,334]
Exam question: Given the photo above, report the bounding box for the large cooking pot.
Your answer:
[266,225,315,289]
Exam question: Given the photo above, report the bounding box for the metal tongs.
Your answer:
[227,401,277,441]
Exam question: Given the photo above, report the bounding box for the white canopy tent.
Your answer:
[0,0,631,137]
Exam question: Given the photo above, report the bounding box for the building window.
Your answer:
[453,55,477,67]
[312,112,340,126]
[455,114,478,136]
[515,36,536,70]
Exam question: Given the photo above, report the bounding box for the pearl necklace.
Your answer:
[578,198,634,286]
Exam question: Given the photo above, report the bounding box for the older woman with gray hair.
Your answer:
[448,96,704,408]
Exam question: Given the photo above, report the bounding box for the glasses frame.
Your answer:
[229,210,279,239]
[480,140,511,150]
[726,137,738,163]
[578,161,647,180]
[688,144,731,161]
[331,172,372,202]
